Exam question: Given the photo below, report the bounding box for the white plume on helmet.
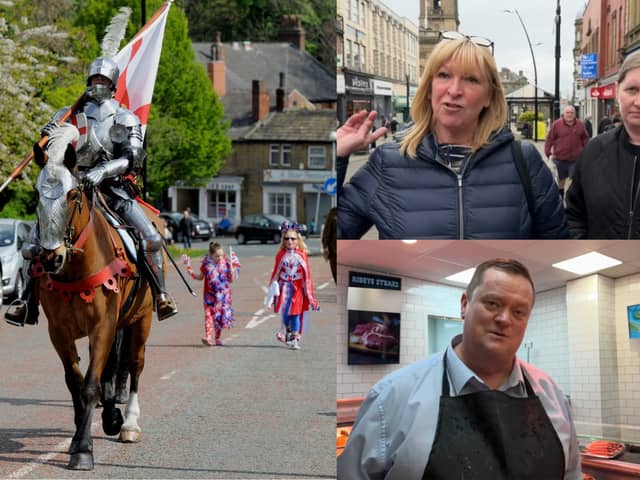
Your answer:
[86,7,131,101]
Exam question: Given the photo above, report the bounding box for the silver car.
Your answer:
[0,219,32,301]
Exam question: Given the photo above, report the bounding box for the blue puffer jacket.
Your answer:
[338,128,569,239]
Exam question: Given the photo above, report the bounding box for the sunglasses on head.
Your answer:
[285,236,297,241]
[439,31,494,55]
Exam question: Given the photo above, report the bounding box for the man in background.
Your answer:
[544,105,589,198]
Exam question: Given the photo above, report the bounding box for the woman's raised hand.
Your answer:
[336,110,388,157]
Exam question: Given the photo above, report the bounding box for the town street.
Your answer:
[0,243,336,479]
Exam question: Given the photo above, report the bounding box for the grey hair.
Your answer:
[619,51,640,84]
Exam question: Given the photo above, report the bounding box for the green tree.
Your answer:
[0,0,90,217]
[145,2,230,201]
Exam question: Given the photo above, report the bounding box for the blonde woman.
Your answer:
[337,32,568,239]
[265,224,319,350]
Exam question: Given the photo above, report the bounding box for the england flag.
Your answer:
[114,1,171,138]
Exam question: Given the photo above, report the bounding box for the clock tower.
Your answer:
[419,0,460,75]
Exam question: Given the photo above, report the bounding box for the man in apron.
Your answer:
[338,258,581,480]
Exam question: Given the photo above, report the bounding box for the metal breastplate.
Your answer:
[75,100,118,168]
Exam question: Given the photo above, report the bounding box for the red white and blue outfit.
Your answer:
[200,255,234,342]
[269,247,318,339]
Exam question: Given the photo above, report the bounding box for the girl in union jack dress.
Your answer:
[185,242,240,346]
[266,223,319,350]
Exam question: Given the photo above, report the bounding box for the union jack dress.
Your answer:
[200,255,234,330]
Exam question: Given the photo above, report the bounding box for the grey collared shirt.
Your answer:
[338,339,581,480]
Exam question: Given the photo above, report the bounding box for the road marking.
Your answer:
[260,285,268,294]
[245,313,276,329]
[318,282,330,290]
[254,308,265,316]
[160,370,177,380]
[8,419,100,479]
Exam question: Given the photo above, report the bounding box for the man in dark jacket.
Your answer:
[179,209,193,249]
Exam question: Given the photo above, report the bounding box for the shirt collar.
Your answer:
[445,335,526,396]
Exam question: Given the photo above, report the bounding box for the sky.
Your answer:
[383,0,588,99]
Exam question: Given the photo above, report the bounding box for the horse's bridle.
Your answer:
[64,184,94,255]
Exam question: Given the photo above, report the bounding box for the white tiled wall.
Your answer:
[614,273,640,429]
[518,287,570,392]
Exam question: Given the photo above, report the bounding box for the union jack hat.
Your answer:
[280,221,302,233]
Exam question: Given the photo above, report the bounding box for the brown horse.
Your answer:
[32,123,154,470]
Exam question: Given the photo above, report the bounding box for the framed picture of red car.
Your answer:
[347,309,401,365]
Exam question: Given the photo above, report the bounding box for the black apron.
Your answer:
[423,356,565,480]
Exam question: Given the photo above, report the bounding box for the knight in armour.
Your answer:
[5,57,178,326]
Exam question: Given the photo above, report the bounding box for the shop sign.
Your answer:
[349,271,401,290]
[263,169,331,183]
[373,79,393,96]
[345,72,373,95]
[590,84,616,99]
[581,53,598,79]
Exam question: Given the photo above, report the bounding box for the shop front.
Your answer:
[343,70,374,119]
[263,168,332,228]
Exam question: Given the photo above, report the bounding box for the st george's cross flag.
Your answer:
[114,1,171,138]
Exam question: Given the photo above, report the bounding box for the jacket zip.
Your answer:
[629,155,639,239]
[457,174,464,239]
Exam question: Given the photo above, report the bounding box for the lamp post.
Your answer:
[505,9,539,142]
[554,0,561,121]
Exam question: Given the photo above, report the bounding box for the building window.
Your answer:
[268,192,292,218]
[308,146,326,169]
[269,144,292,167]
[269,144,279,166]
[208,190,236,219]
[282,144,291,166]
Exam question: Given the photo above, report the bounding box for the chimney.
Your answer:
[276,72,288,112]
[252,80,269,121]
[207,32,226,97]
[278,15,305,50]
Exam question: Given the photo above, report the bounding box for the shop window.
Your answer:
[208,190,237,219]
[308,146,326,169]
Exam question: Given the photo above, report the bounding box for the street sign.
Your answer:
[324,177,337,196]
[581,53,598,79]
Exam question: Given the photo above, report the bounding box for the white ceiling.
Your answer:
[338,240,640,292]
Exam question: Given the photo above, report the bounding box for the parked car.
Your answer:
[159,211,214,243]
[0,219,33,301]
[235,214,308,245]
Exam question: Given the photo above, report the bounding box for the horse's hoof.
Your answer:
[67,452,93,470]
[119,428,141,443]
[102,407,124,436]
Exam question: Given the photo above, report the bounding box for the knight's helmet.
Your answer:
[86,57,119,103]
